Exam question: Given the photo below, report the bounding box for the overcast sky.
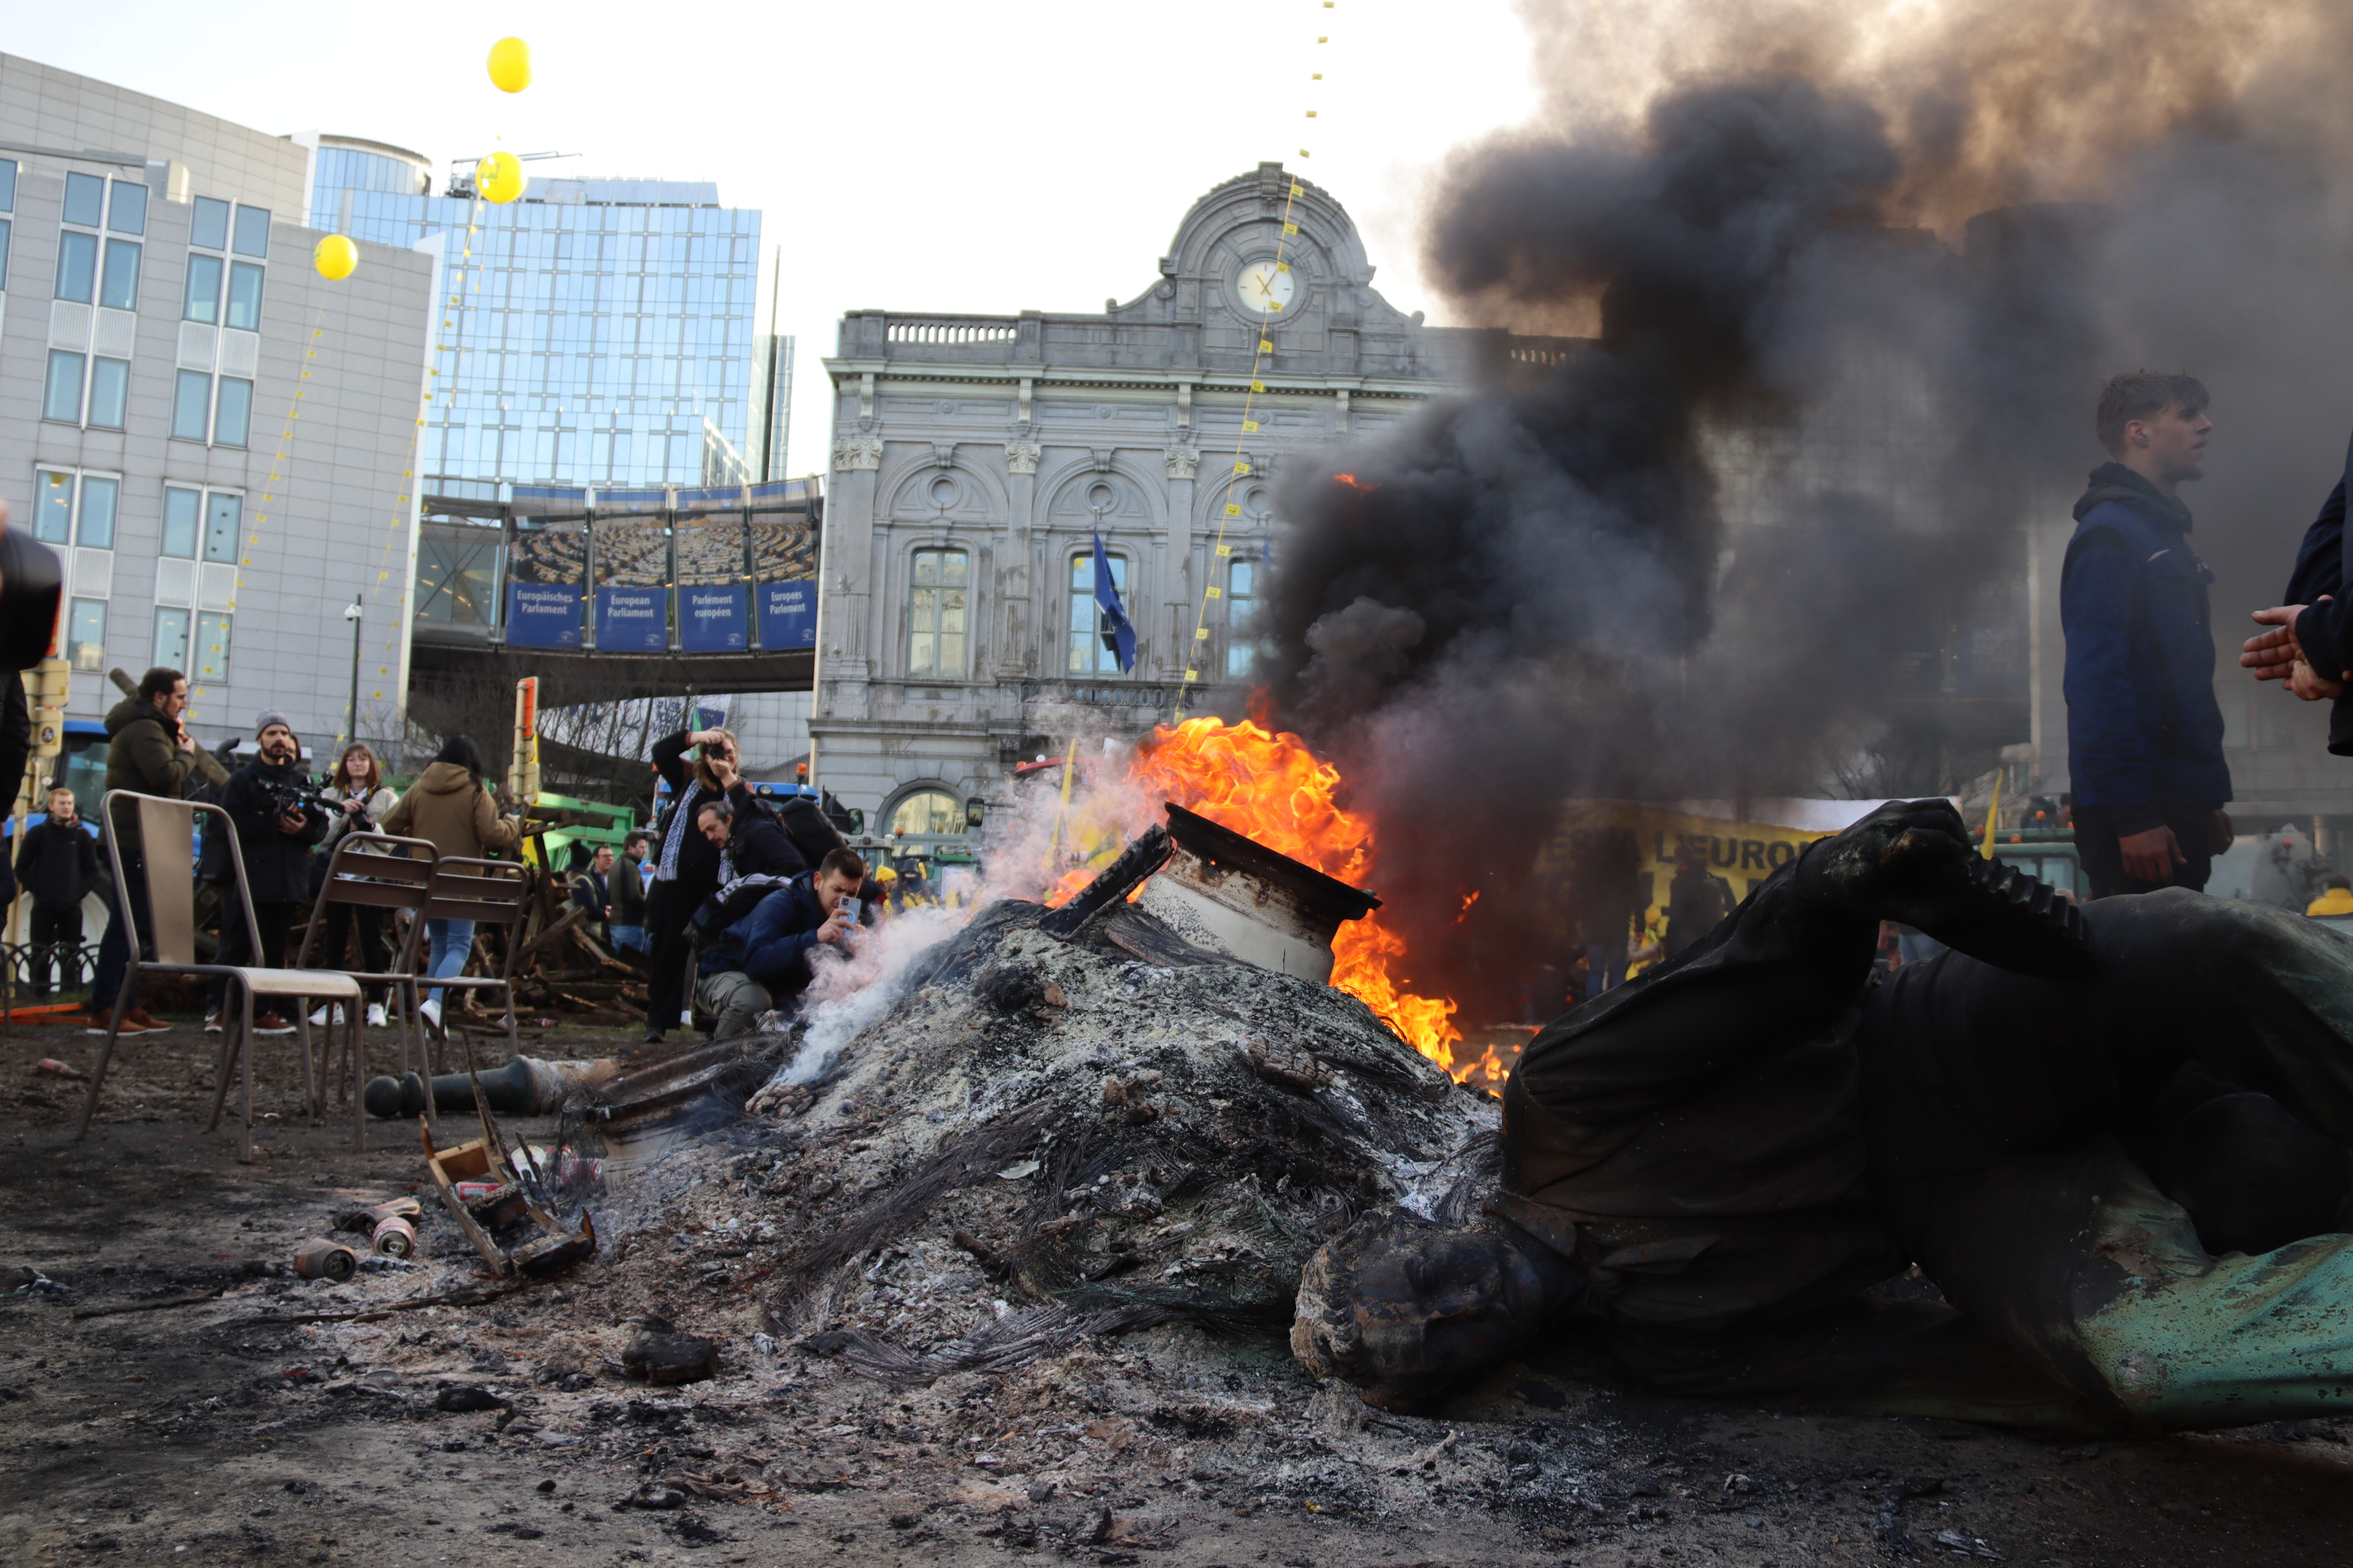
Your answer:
[8,0,1540,479]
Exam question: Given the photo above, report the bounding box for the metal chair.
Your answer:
[291,831,440,1148]
[75,791,362,1163]
[405,857,534,1065]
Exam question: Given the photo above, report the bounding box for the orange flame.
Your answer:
[1124,717,1479,1079]
[1332,472,1379,494]
[1456,890,1481,923]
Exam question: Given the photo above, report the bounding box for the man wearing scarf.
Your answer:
[2062,372,2233,899]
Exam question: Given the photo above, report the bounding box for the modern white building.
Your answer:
[0,54,434,753]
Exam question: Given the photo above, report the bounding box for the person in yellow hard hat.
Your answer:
[2307,874,2353,918]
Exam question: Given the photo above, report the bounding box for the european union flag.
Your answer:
[1093,531,1136,673]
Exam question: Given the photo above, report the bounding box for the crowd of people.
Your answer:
[52,683,883,1049]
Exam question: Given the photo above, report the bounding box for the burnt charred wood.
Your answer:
[1040,826,1171,941]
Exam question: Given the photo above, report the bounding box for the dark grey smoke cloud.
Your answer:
[1249,0,2353,1017]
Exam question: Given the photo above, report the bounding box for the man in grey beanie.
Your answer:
[203,712,329,1034]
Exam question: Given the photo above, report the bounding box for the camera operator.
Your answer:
[202,712,329,1036]
[89,666,199,1038]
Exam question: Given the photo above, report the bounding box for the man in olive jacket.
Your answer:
[89,667,199,1036]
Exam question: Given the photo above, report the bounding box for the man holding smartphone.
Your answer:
[693,847,870,1038]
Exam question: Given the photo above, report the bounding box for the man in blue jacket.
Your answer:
[2062,372,2233,898]
[693,847,868,1037]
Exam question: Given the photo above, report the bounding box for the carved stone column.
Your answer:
[999,441,1041,677]
[1164,444,1200,677]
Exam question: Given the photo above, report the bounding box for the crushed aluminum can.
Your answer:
[291,1240,358,1282]
[370,1215,418,1259]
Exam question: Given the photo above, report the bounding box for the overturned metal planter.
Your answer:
[1045,803,1380,985]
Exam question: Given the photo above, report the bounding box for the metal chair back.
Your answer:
[294,832,440,969]
[422,857,534,964]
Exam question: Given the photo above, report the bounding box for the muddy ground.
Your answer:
[4,1009,2352,1567]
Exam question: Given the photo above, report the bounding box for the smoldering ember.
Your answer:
[17,0,2353,1564]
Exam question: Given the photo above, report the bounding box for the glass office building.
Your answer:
[309,138,763,492]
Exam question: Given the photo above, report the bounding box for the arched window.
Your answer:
[887,788,963,837]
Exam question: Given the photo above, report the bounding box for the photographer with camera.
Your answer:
[202,712,331,1034]
[641,726,756,1044]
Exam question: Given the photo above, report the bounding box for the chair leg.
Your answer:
[74,970,140,1140]
[240,992,257,1165]
[206,1005,241,1134]
[350,1005,366,1154]
[295,1009,321,1125]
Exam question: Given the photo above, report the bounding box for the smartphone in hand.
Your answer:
[837,897,863,926]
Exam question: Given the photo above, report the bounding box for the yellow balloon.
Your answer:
[487,36,533,94]
[477,151,526,205]
[313,234,359,281]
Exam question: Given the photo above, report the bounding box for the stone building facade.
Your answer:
[811,163,1530,836]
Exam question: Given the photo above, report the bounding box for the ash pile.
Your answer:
[603,802,1500,1378]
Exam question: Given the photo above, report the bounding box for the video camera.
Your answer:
[256,775,343,828]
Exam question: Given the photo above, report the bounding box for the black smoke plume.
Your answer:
[1251,0,2353,1019]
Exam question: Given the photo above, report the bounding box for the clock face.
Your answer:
[1236,261,1297,317]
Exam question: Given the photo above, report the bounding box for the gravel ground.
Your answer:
[4,997,2352,1568]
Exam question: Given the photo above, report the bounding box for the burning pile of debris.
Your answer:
[541,795,1501,1383]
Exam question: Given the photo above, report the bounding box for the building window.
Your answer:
[107,178,146,235]
[1225,558,1257,680]
[66,599,106,674]
[43,351,85,423]
[907,547,968,677]
[153,606,191,671]
[190,196,229,252]
[86,358,128,429]
[1069,551,1129,675]
[0,157,16,210]
[162,487,202,558]
[225,261,262,329]
[194,612,232,684]
[32,470,75,544]
[887,788,963,838]
[54,229,96,303]
[231,205,270,258]
[172,370,211,441]
[77,477,118,548]
[214,377,252,447]
[61,171,104,228]
[99,238,140,310]
[203,493,241,563]
[0,214,12,292]
[184,253,223,322]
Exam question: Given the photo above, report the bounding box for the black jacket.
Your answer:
[647,730,754,904]
[571,869,610,919]
[17,816,98,910]
[723,809,808,887]
[2280,428,2353,753]
[210,757,331,903]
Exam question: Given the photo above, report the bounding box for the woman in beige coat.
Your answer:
[379,736,520,1031]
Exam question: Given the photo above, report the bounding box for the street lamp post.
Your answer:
[342,598,363,751]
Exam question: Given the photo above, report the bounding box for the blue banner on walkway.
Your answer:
[505,582,583,650]
[759,580,817,649]
[680,584,747,653]
[596,586,668,653]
